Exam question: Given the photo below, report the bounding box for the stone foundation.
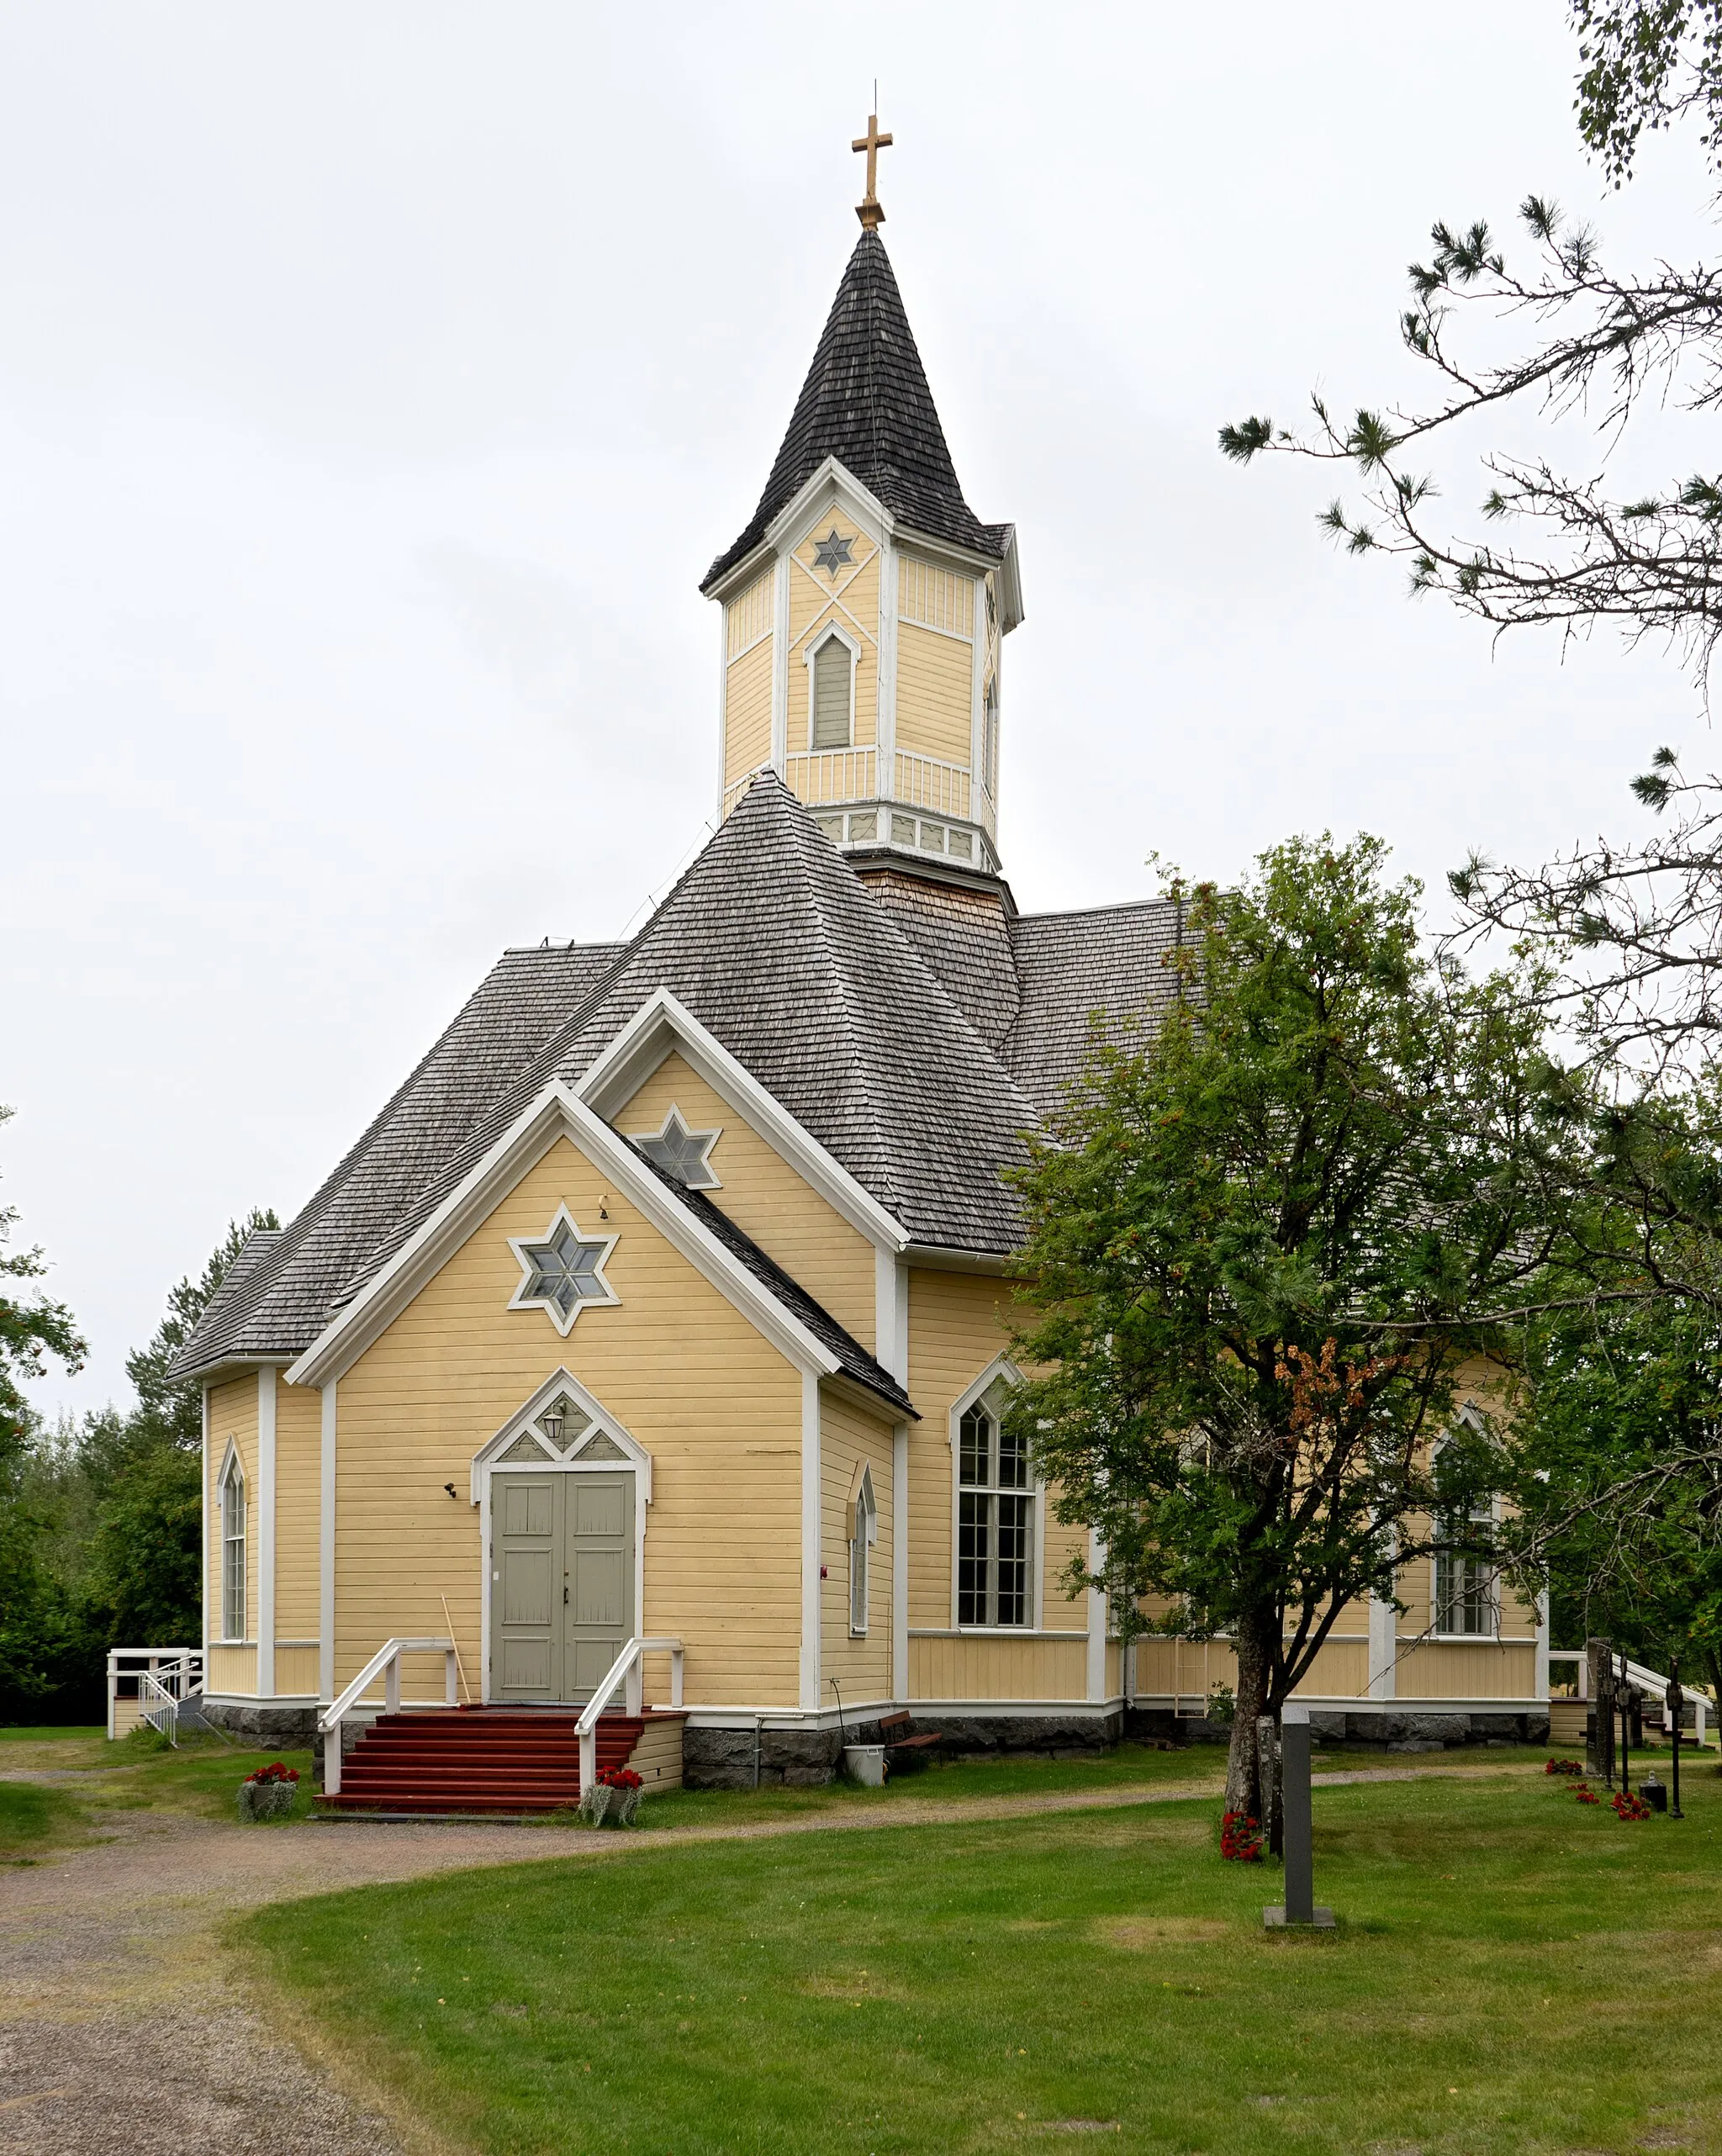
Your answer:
[199,1699,322,1747]
[1127,1705,1550,1752]
[683,1709,1124,1790]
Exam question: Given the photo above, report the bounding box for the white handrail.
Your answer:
[574,1635,684,1798]
[319,1636,456,1796]
[138,1669,180,1746]
[106,1648,203,1741]
[1547,1649,1713,1743]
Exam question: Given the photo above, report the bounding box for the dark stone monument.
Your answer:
[1265,1709,1335,1929]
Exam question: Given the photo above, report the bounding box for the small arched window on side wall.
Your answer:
[219,1450,246,1641]
[810,631,854,751]
[849,1466,878,1635]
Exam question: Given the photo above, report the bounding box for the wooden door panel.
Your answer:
[492,1472,560,1703]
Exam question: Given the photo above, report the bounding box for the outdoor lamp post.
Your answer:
[1667,1664,1685,1820]
[1619,1650,1632,1799]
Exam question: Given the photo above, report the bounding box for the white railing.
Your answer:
[894,750,969,822]
[784,747,876,806]
[319,1637,457,1797]
[107,1647,203,1741]
[1547,1650,1712,1743]
[573,1635,684,1798]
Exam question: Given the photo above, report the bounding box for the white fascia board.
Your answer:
[995,526,1024,633]
[891,521,1006,581]
[577,989,908,1256]
[705,540,777,609]
[283,1081,844,1392]
[767,456,891,555]
[901,1242,1011,1276]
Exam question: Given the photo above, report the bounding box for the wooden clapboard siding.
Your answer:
[627,1714,685,1793]
[207,1374,259,1646]
[1396,1638,1538,1699]
[904,1267,1085,1645]
[910,1632,1087,1702]
[726,568,774,660]
[208,1644,257,1695]
[787,521,879,751]
[724,633,774,796]
[615,1052,876,1351]
[273,1381,321,1640]
[820,1388,895,1703]
[272,1644,320,1698]
[335,1133,805,1710]
[895,619,973,767]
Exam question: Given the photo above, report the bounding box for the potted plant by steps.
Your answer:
[237,1761,299,1822]
[581,1764,643,1827]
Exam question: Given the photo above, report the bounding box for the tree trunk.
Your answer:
[1224,1610,1277,1820]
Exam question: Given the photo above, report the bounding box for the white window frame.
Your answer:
[949,1358,1038,1631]
[219,1442,246,1643]
[804,623,859,752]
[848,1465,878,1636]
[1431,1412,1499,1641]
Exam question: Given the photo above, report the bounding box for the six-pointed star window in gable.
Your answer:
[812,528,854,578]
[629,1107,721,1191]
[506,1207,621,1335]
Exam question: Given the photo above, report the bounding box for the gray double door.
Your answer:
[490,1471,634,1704]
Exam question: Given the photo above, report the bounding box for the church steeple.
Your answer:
[702,163,1022,883]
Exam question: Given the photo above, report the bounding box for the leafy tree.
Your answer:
[1006,837,1570,1821]
[1508,1285,1722,1702]
[0,1105,84,1450]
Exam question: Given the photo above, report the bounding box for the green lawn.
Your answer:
[0,1725,318,1828]
[244,1762,1722,2155]
[0,1778,87,1861]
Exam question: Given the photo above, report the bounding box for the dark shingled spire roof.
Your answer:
[701,230,1011,592]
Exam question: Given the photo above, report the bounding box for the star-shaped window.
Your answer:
[812,528,854,578]
[630,1107,721,1191]
[506,1207,621,1335]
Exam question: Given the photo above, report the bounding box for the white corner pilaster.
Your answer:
[714,598,731,816]
[800,1371,822,1712]
[770,552,790,772]
[877,540,899,792]
[892,1422,910,1705]
[200,1384,212,1669]
[1367,1591,1397,1700]
[256,1367,277,1698]
[1534,1589,1550,1702]
[1085,1528,1108,1703]
[319,1380,337,1704]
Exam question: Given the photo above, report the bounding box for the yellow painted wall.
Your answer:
[895,619,973,769]
[273,1644,320,1698]
[1396,1639,1538,1700]
[905,1266,1085,1635]
[334,1133,806,1710]
[616,1051,877,1352]
[274,1381,321,1641]
[821,1388,895,1704]
[910,1632,1086,1702]
[786,515,879,752]
[207,1373,259,1647]
[724,635,774,798]
[208,1644,257,1694]
[627,1714,685,1793]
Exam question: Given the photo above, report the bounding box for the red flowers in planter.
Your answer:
[1613,1790,1651,1821]
[1545,1758,1584,1776]
[1220,1810,1264,1863]
[597,1766,642,1792]
[244,1762,299,1786]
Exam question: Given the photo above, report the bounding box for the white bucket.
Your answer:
[843,1744,886,1786]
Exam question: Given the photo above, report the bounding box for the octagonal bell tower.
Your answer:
[700,129,1022,884]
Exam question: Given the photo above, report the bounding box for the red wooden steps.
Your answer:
[319,1708,644,1814]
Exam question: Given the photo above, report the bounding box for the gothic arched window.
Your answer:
[811,631,853,751]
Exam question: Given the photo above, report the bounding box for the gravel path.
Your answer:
[0,1759,1535,2152]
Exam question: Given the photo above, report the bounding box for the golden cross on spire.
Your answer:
[853,110,893,231]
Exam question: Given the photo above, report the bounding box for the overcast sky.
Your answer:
[5,3,1718,1420]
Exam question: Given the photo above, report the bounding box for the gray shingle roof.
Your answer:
[701,231,1011,594]
[629,1142,915,1419]
[172,779,1185,1382]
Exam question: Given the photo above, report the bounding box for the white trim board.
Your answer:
[283,1080,872,1394]
[576,988,906,1255]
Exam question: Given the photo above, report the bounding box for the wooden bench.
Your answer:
[879,1711,942,1771]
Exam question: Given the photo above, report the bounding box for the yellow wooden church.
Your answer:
[174,137,1550,1805]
